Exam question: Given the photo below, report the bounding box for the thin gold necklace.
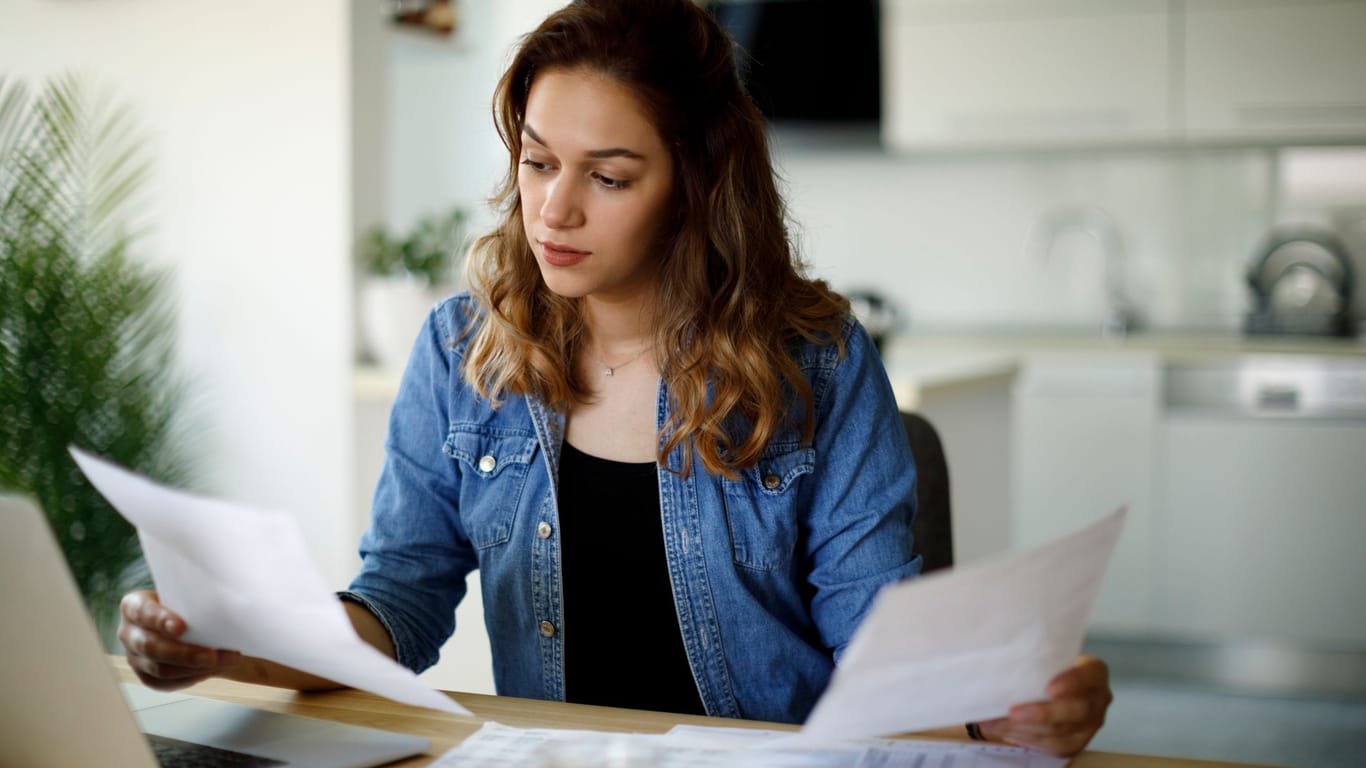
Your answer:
[590,344,653,377]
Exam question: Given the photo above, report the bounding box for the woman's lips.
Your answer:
[540,241,590,267]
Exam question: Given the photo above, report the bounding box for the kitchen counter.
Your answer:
[879,329,1366,413]
[354,365,405,401]
[881,350,1019,412]
[884,328,1366,361]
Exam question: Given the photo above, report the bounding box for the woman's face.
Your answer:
[518,67,675,305]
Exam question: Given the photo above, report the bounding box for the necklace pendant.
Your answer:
[603,366,614,377]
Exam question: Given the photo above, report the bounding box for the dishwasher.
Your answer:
[1153,354,1366,695]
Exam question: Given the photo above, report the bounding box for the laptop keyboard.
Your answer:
[147,733,287,767]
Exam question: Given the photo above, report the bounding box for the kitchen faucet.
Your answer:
[1029,206,1141,337]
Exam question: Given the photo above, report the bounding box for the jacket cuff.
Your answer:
[336,589,421,673]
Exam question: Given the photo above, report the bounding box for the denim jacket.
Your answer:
[343,292,920,724]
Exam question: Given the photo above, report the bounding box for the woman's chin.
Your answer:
[537,269,593,299]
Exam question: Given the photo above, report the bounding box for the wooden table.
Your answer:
[111,658,1268,767]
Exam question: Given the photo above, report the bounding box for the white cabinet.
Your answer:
[1010,354,1162,635]
[1012,349,1366,649]
[1159,416,1366,645]
[881,0,1366,149]
[903,364,1018,566]
[1156,355,1366,648]
[882,0,1173,149]
[1184,0,1366,142]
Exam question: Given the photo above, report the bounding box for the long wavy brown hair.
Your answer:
[463,0,849,478]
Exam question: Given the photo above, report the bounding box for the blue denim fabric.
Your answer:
[343,292,921,724]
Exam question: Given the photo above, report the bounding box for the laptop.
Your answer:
[0,492,431,767]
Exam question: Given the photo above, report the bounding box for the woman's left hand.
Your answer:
[976,655,1113,757]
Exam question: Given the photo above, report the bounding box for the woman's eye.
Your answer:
[592,172,630,190]
[520,158,551,172]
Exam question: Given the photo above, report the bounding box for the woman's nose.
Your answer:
[541,177,583,229]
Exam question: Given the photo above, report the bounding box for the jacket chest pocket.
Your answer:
[722,445,814,571]
[444,426,539,549]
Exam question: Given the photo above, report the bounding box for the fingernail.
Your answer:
[161,617,176,634]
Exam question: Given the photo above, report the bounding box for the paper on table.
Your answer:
[801,507,1126,741]
[432,721,1068,767]
[70,447,470,716]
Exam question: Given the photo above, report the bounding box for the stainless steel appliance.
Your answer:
[1137,355,1366,697]
[1245,225,1357,338]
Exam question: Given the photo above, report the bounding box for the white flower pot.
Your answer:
[359,275,448,371]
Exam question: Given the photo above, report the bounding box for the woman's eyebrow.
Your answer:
[522,123,645,160]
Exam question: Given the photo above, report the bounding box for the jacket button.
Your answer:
[762,473,781,490]
[478,454,497,473]
[539,620,556,637]
[537,521,552,539]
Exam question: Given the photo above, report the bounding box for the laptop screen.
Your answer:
[0,493,430,768]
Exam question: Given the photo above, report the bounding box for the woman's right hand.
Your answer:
[117,590,242,691]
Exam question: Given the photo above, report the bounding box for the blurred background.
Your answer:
[3,1,1365,765]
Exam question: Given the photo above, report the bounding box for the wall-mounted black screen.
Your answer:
[710,0,881,125]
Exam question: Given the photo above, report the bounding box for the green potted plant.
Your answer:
[356,207,468,368]
[0,74,195,646]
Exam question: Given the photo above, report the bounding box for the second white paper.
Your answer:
[71,447,470,716]
[802,507,1126,740]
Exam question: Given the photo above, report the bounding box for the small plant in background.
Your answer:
[356,206,469,368]
[358,206,468,288]
[0,74,195,645]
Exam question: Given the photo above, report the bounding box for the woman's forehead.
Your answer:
[522,68,665,156]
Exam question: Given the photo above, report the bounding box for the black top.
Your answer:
[557,441,706,716]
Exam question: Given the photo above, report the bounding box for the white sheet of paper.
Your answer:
[801,507,1126,741]
[70,447,470,716]
[432,721,1067,768]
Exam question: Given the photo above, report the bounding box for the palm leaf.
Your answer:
[0,74,195,645]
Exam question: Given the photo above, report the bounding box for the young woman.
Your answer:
[119,0,1111,756]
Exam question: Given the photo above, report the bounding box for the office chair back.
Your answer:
[901,411,953,573]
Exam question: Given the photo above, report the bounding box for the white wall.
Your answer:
[2,1,356,585]
[775,143,1282,335]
